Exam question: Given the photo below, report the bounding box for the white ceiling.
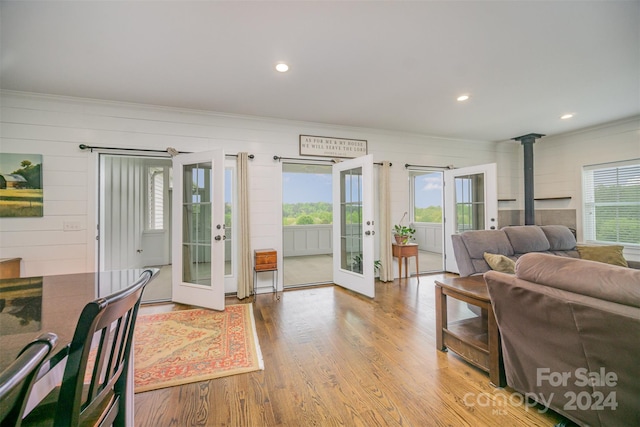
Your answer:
[1,1,639,142]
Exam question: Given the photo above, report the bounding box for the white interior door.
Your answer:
[443,163,498,273]
[332,154,375,298]
[171,150,225,310]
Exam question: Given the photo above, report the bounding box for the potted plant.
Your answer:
[393,224,416,245]
[393,212,415,245]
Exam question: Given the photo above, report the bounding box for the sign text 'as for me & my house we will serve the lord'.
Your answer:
[299,135,368,159]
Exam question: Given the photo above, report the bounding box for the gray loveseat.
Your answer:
[451,225,639,276]
[485,253,640,427]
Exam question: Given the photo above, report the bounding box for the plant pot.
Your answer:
[394,235,409,245]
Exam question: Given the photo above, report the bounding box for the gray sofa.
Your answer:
[451,225,640,276]
[485,253,640,427]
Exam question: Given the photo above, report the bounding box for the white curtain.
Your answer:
[379,161,394,281]
[237,153,253,299]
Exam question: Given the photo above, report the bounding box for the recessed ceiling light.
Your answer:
[457,94,470,102]
[560,113,574,120]
[275,63,289,73]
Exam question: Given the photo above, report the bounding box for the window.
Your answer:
[409,170,443,223]
[282,164,333,225]
[583,160,640,246]
[224,167,234,276]
[454,173,485,232]
[146,166,166,230]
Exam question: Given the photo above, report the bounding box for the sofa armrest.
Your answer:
[627,259,640,270]
[451,234,475,277]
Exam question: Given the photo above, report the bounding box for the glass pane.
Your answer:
[455,173,485,232]
[224,168,233,276]
[340,167,363,274]
[411,171,443,223]
[182,162,212,286]
[147,166,165,230]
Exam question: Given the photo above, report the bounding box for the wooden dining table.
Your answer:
[0,268,158,425]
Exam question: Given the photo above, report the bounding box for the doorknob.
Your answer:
[214,235,222,241]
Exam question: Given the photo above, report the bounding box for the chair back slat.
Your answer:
[53,269,154,427]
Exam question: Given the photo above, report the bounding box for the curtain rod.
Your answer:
[78,144,254,159]
[273,155,391,166]
[405,163,453,170]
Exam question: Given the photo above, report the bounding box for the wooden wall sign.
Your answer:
[299,135,368,159]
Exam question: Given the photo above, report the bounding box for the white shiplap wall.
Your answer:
[0,91,501,279]
[532,117,640,261]
[3,91,636,277]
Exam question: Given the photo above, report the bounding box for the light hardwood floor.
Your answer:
[143,251,443,300]
[135,275,565,427]
[283,250,443,286]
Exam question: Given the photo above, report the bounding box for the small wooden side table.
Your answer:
[254,249,279,301]
[435,275,505,387]
[392,243,419,282]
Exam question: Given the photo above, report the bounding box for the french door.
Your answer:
[443,163,498,273]
[171,150,225,310]
[332,154,375,298]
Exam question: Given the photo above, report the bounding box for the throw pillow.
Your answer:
[576,245,628,267]
[483,252,516,274]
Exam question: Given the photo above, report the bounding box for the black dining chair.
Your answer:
[22,269,154,427]
[0,332,58,427]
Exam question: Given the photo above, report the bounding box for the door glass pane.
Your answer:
[224,167,233,276]
[340,167,363,274]
[455,173,485,232]
[182,162,212,286]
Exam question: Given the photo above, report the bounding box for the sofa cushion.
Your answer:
[576,244,629,267]
[503,226,550,253]
[483,252,516,274]
[540,225,576,251]
[460,229,514,258]
[515,253,640,308]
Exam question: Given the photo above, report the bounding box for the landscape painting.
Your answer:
[0,153,43,217]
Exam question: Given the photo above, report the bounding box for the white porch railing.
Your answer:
[283,223,443,256]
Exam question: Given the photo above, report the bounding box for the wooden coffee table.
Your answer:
[435,275,505,387]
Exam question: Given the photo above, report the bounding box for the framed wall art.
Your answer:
[0,153,43,217]
[299,135,367,159]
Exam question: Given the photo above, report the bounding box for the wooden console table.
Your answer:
[435,275,505,387]
[392,243,419,282]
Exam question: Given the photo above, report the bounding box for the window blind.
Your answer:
[583,160,640,245]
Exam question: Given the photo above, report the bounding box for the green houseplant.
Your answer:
[393,212,415,245]
[393,224,415,245]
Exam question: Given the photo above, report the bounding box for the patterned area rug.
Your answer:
[133,304,263,393]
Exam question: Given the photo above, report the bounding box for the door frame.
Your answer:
[443,163,498,273]
[98,154,172,273]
